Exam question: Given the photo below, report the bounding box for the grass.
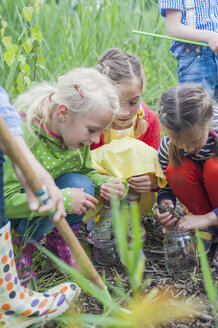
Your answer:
[0,0,177,108]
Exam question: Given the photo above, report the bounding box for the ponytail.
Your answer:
[13,83,57,134]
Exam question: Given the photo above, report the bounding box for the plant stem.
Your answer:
[132,30,210,47]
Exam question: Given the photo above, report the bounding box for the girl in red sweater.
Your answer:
[87,48,166,243]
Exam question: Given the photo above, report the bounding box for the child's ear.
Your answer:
[56,104,69,122]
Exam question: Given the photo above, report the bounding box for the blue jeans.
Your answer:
[12,173,95,240]
[177,45,218,102]
[0,152,8,228]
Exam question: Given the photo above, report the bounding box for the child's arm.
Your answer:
[156,199,178,234]
[128,174,157,193]
[10,136,66,221]
[165,9,218,53]
[176,211,218,231]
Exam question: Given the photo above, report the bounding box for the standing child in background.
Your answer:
[4,68,126,284]
[0,86,80,328]
[159,0,218,102]
[87,48,166,243]
[156,83,218,266]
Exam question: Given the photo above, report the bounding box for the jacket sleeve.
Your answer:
[3,156,75,219]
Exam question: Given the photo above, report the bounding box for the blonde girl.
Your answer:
[156,83,218,266]
[4,68,126,283]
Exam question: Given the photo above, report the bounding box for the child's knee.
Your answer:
[203,157,218,181]
[76,175,95,196]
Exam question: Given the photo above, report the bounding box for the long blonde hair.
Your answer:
[14,67,120,135]
[158,83,218,166]
[96,48,148,138]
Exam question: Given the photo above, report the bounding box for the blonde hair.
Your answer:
[14,67,120,135]
[96,48,148,138]
[158,83,218,166]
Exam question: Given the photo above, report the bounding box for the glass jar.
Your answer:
[92,230,117,266]
[163,230,198,278]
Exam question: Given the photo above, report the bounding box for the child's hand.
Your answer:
[207,31,218,54]
[70,188,98,215]
[176,212,218,231]
[156,200,176,234]
[129,174,157,193]
[100,179,124,201]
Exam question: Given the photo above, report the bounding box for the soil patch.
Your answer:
[39,213,217,328]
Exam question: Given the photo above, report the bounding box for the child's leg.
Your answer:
[0,152,8,229]
[166,157,218,254]
[203,157,218,261]
[213,244,218,267]
[14,173,95,271]
[0,222,80,327]
[166,158,212,215]
[177,45,217,100]
[45,173,95,269]
[15,173,95,240]
[203,157,218,210]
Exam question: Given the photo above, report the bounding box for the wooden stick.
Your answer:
[0,115,105,290]
[132,30,210,47]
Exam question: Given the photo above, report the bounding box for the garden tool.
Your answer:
[132,30,210,47]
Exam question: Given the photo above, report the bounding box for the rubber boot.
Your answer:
[12,235,38,287]
[45,224,81,271]
[0,221,80,328]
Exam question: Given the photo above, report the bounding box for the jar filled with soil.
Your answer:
[92,229,117,266]
[163,230,198,278]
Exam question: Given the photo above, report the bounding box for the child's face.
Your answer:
[168,124,210,154]
[58,107,115,150]
[112,78,142,130]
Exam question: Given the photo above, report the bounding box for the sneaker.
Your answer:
[198,226,218,254]
[213,245,218,267]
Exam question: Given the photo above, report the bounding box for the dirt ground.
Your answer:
[40,212,217,328]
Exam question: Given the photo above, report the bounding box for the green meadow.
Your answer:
[0,0,177,109]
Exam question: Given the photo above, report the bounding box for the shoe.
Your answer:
[12,235,38,287]
[45,229,80,271]
[87,207,112,245]
[198,226,218,254]
[213,245,218,267]
[0,222,80,328]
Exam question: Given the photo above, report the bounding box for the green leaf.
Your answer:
[23,6,34,22]
[23,38,33,53]
[195,229,217,309]
[22,63,30,74]
[24,75,31,88]
[18,54,26,65]
[2,36,12,48]
[16,72,25,93]
[37,55,45,65]
[31,25,42,42]
[3,44,18,66]
[1,20,7,28]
